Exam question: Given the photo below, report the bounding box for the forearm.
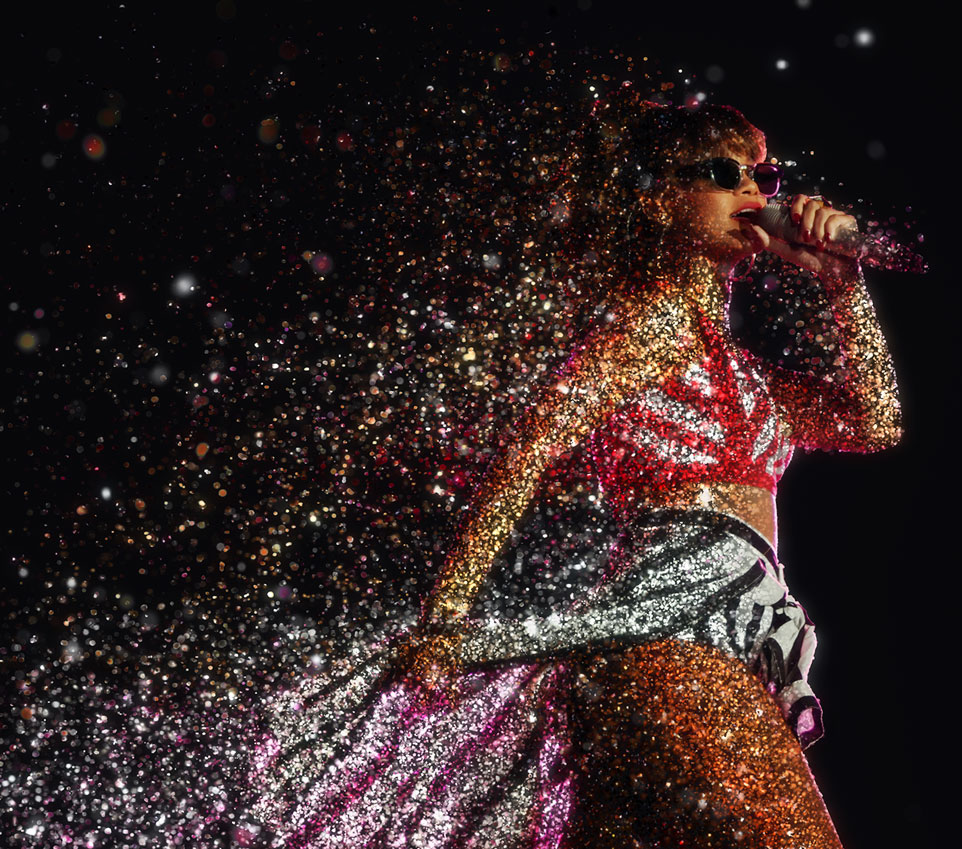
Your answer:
[423,428,554,623]
[420,299,685,623]
[821,263,902,447]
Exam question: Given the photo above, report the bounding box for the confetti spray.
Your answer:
[3,33,920,848]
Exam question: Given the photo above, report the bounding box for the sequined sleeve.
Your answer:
[423,298,701,623]
[761,265,902,453]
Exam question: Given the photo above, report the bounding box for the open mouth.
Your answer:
[731,209,759,220]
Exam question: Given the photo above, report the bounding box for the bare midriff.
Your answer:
[639,480,777,550]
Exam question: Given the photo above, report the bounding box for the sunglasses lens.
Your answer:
[753,164,781,196]
[709,158,742,190]
[680,159,782,195]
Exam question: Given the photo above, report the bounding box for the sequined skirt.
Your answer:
[250,510,827,848]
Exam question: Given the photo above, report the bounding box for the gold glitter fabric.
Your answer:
[566,639,843,849]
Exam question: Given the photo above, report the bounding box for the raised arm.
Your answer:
[764,265,902,452]
[747,194,903,452]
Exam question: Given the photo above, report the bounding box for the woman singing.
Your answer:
[254,86,902,849]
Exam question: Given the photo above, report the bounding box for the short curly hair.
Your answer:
[555,83,765,290]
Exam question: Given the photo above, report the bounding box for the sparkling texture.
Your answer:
[567,640,841,847]
[3,21,917,849]
[251,88,902,847]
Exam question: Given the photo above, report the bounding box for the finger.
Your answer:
[812,206,836,243]
[799,199,821,243]
[414,679,439,709]
[443,678,463,707]
[789,194,808,226]
[748,223,771,252]
[824,211,858,244]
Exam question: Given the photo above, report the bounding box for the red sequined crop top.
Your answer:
[588,312,794,514]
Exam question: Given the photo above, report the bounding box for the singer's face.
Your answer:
[660,140,769,266]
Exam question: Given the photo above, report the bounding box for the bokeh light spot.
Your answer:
[82,133,106,160]
[96,107,120,128]
[705,65,724,83]
[16,330,39,352]
[173,274,198,297]
[55,119,77,140]
[258,118,280,144]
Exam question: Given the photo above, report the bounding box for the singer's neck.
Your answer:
[633,253,732,330]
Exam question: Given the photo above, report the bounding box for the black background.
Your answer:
[2,2,954,846]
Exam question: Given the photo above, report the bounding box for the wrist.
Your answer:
[422,597,471,625]
[818,257,862,288]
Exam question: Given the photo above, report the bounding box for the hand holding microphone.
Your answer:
[746,194,926,275]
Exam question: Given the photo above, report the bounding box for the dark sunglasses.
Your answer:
[675,157,783,197]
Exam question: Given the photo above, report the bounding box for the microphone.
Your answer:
[754,202,927,273]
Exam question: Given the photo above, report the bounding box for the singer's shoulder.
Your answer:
[600,290,703,359]
[552,294,701,400]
